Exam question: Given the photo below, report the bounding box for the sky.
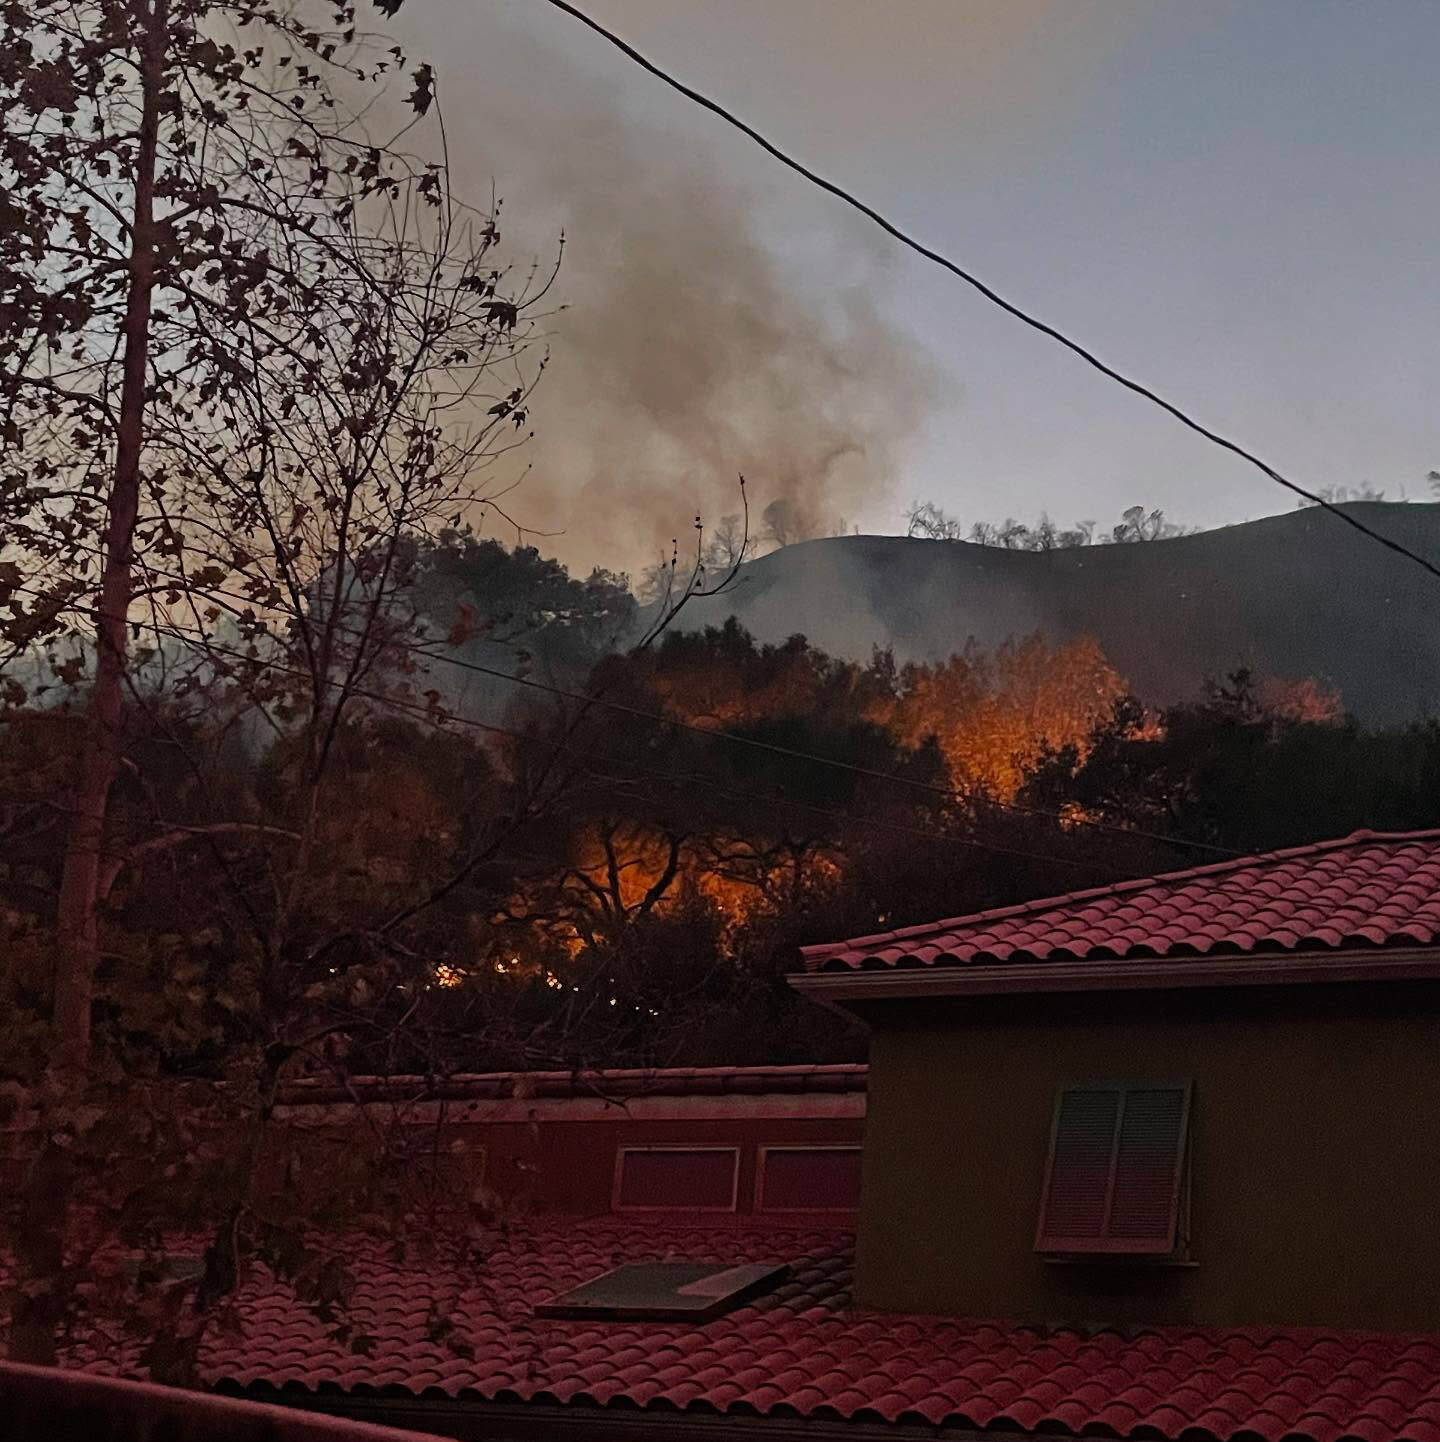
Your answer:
[386,0,1440,572]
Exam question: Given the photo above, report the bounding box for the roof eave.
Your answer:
[789,945,1440,1003]
[251,1389,1009,1442]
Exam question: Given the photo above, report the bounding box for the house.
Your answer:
[270,1063,866,1222]
[22,830,1440,1442]
[793,828,1440,1333]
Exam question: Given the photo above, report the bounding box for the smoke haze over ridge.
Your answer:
[386,7,958,573]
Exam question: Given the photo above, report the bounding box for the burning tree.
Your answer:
[882,636,1128,801]
[435,620,1149,1072]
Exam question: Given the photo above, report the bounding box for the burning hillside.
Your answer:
[666,502,1440,724]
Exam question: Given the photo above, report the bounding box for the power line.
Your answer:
[4,5,1423,872]
[535,0,1440,588]
[40,601,1133,877]
[153,631,1144,875]
[8,569,1237,858]
[403,638,1241,858]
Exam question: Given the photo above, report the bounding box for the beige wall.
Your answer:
[855,983,1440,1331]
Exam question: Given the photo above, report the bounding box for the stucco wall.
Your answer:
[855,982,1440,1331]
[268,1112,863,1218]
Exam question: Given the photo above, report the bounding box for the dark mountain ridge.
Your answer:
[669,502,1440,724]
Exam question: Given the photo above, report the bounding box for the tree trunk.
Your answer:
[52,0,166,1088]
[11,0,168,1365]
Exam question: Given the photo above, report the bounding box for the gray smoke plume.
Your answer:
[390,9,946,574]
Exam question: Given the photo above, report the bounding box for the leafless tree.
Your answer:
[0,0,558,1364]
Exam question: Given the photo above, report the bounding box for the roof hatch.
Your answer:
[536,1260,789,1321]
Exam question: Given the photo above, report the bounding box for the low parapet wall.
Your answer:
[0,1362,435,1442]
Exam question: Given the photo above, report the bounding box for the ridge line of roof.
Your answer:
[276,1063,869,1107]
[799,829,1440,969]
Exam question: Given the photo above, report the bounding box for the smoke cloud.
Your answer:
[388,9,947,573]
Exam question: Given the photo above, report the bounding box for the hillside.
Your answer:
[670,503,1440,724]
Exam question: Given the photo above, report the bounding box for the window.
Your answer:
[1034,1080,1191,1257]
[612,1146,739,1212]
[756,1146,863,1213]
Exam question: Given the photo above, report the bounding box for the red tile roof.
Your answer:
[801,830,1440,973]
[49,1220,1440,1442]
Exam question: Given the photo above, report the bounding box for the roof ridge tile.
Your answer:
[802,829,1440,977]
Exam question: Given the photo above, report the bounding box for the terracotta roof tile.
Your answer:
[29,1219,1440,1442]
[802,831,1440,972]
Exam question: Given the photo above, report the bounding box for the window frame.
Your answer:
[1034,1078,1193,1258]
[754,1143,864,1215]
[611,1144,741,1214]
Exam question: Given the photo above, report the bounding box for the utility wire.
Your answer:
[402,638,1240,858]
[1,5,1414,881]
[536,0,1440,587]
[40,600,1133,877]
[9,569,1237,858]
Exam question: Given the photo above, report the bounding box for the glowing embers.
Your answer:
[536,1260,791,1321]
